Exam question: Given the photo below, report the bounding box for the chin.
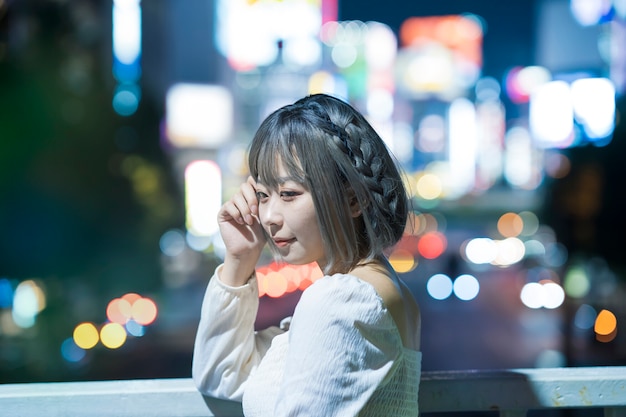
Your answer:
[279,253,317,266]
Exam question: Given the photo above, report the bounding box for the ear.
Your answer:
[349,194,362,218]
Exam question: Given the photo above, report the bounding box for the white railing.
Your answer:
[1,367,625,416]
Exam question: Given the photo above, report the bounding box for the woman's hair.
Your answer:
[248,93,409,275]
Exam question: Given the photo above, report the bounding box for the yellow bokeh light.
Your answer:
[73,322,99,350]
[416,173,443,200]
[100,322,127,349]
[308,70,336,95]
[497,212,524,238]
[131,297,158,326]
[389,249,417,273]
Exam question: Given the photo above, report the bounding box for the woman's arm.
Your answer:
[192,176,277,399]
[192,265,283,400]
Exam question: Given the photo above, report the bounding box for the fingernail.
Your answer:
[245,214,253,225]
[250,204,258,215]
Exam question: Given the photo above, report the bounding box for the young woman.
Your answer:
[192,93,421,416]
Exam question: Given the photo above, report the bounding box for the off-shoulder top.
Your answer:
[192,265,421,416]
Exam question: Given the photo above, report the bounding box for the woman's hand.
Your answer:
[218,176,266,286]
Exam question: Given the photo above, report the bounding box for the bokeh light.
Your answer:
[504,126,538,189]
[595,309,618,343]
[563,265,590,298]
[453,274,480,301]
[61,338,87,363]
[100,323,127,349]
[520,282,544,309]
[544,151,571,179]
[520,281,565,309]
[160,229,186,257]
[106,298,133,325]
[504,65,551,104]
[493,237,526,266]
[0,278,13,308]
[570,77,615,142]
[112,84,140,116]
[530,80,575,148]
[574,304,597,330]
[541,281,565,309]
[415,173,443,200]
[389,249,417,273]
[427,274,453,300]
[125,319,146,337]
[570,0,613,26]
[12,280,46,329]
[263,272,289,298]
[524,239,546,258]
[69,292,156,353]
[364,22,397,70]
[418,231,447,259]
[185,160,222,236]
[131,297,158,326]
[73,322,99,350]
[256,262,323,298]
[416,114,446,153]
[497,212,524,238]
[166,84,234,147]
[464,238,497,264]
[544,242,568,268]
[519,211,540,236]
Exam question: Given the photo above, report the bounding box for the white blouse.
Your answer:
[192,265,421,416]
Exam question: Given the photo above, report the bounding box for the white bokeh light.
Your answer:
[427,274,453,300]
[453,274,480,301]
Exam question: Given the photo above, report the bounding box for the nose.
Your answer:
[259,194,282,232]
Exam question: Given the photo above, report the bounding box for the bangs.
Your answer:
[249,116,309,189]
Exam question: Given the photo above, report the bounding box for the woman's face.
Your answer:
[255,162,326,269]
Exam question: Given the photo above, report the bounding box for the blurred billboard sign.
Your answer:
[396,15,483,100]
[165,84,233,149]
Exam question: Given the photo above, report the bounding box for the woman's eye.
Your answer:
[256,191,268,201]
[280,191,299,199]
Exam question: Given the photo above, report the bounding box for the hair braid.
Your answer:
[342,121,405,247]
[300,95,407,250]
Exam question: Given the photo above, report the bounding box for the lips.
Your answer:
[273,238,295,248]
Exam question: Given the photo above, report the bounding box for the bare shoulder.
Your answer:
[350,264,421,350]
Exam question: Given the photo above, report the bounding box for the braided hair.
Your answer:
[248,93,409,275]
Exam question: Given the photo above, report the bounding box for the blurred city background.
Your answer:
[0,0,625,385]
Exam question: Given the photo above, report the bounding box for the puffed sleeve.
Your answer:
[274,274,403,416]
[192,264,284,400]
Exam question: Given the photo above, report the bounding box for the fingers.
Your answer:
[231,193,255,226]
[219,178,259,226]
[245,176,258,217]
